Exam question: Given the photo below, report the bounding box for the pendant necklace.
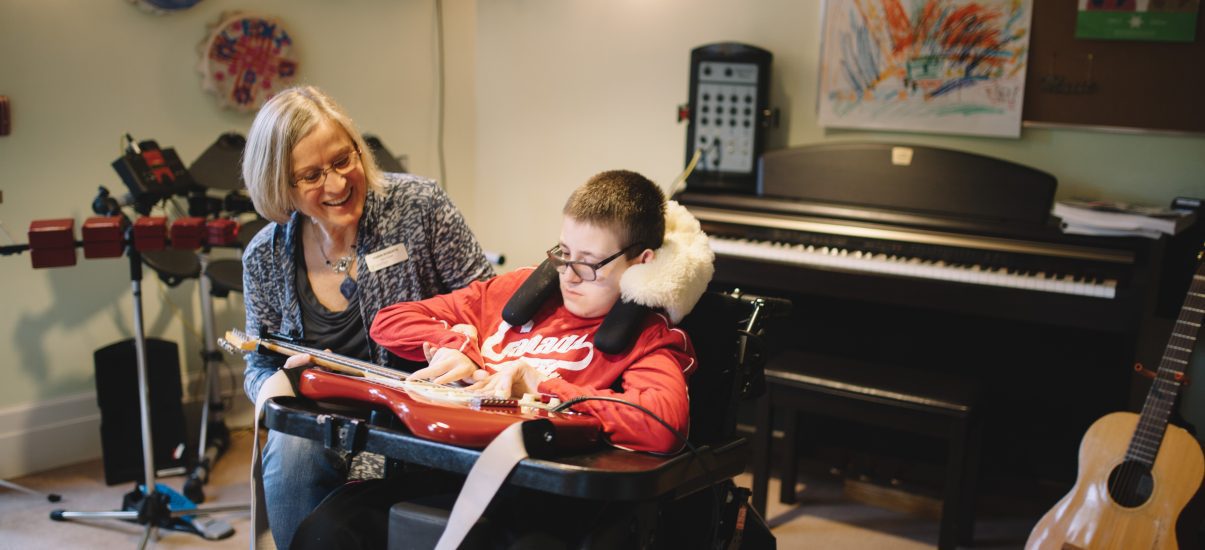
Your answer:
[315,232,358,299]
[319,245,355,274]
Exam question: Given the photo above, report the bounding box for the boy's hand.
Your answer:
[421,324,481,361]
[468,360,543,399]
[413,324,486,384]
[408,347,481,385]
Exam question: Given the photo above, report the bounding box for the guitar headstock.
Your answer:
[219,329,258,354]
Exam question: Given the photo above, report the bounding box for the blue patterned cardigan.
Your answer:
[241,173,495,402]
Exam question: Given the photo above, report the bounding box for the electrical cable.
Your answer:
[552,395,701,458]
[434,0,448,189]
[0,220,16,245]
[668,148,702,197]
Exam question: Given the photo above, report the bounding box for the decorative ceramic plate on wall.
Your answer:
[197,12,298,112]
[127,0,202,15]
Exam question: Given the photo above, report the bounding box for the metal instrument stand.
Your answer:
[49,248,246,548]
[181,249,233,503]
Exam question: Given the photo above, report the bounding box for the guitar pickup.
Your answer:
[470,397,519,409]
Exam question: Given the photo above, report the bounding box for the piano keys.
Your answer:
[703,214,1124,299]
[678,144,1161,333]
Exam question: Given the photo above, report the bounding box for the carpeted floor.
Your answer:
[0,428,1038,549]
[0,429,255,550]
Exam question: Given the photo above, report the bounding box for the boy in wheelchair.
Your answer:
[289,170,777,549]
[370,169,714,453]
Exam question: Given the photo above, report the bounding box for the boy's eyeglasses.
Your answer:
[546,243,642,282]
[291,146,361,189]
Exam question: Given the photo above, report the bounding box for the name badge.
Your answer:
[364,243,408,273]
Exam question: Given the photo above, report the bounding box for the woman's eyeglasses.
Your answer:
[291,146,361,189]
[546,242,641,281]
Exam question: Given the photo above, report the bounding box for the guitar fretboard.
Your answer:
[226,330,564,410]
[1127,272,1204,466]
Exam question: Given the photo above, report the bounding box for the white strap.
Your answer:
[250,370,297,550]
[250,370,530,550]
[434,421,530,550]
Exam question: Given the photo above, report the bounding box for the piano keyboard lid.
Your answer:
[676,142,1139,265]
[756,142,1057,227]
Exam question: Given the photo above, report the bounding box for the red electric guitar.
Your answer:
[221,330,602,450]
[1026,256,1205,549]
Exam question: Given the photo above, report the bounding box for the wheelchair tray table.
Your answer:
[264,396,748,502]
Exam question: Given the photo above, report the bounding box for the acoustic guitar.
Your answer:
[220,329,602,450]
[1026,258,1205,549]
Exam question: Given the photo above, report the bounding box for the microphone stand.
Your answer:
[48,234,246,548]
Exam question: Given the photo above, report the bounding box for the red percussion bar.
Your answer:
[82,216,126,259]
[28,219,76,268]
[205,219,238,247]
[132,217,167,252]
[169,217,205,250]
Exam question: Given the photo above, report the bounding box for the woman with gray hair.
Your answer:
[240,85,493,549]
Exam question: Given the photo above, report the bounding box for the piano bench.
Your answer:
[751,350,982,550]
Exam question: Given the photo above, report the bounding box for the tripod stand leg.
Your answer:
[139,525,156,550]
[51,509,140,521]
[50,504,160,549]
[0,479,61,502]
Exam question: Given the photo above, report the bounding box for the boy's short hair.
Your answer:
[563,170,665,256]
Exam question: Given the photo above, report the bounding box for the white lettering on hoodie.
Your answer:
[479,321,595,375]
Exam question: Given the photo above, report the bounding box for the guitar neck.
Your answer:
[256,338,409,381]
[1128,267,1205,465]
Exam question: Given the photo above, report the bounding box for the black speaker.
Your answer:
[684,42,773,194]
[94,338,190,486]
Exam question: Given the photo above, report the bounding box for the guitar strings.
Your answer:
[1116,276,1202,503]
[267,338,563,403]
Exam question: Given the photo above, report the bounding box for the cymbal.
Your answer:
[189,133,245,191]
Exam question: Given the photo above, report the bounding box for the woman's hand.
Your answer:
[467,360,544,399]
[283,351,329,370]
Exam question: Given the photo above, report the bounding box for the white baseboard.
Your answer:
[0,370,252,480]
[0,392,103,479]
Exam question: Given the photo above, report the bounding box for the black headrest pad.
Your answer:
[594,299,650,355]
[501,260,561,327]
[501,259,651,354]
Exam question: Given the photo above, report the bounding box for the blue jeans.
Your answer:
[262,430,348,549]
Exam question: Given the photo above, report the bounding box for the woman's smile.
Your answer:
[322,189,353,207]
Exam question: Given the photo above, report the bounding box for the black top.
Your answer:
[296,248,371,361]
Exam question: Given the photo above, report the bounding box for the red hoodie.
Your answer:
[370,268,695,453]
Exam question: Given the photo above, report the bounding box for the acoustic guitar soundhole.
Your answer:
[1106,460,1154,508]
